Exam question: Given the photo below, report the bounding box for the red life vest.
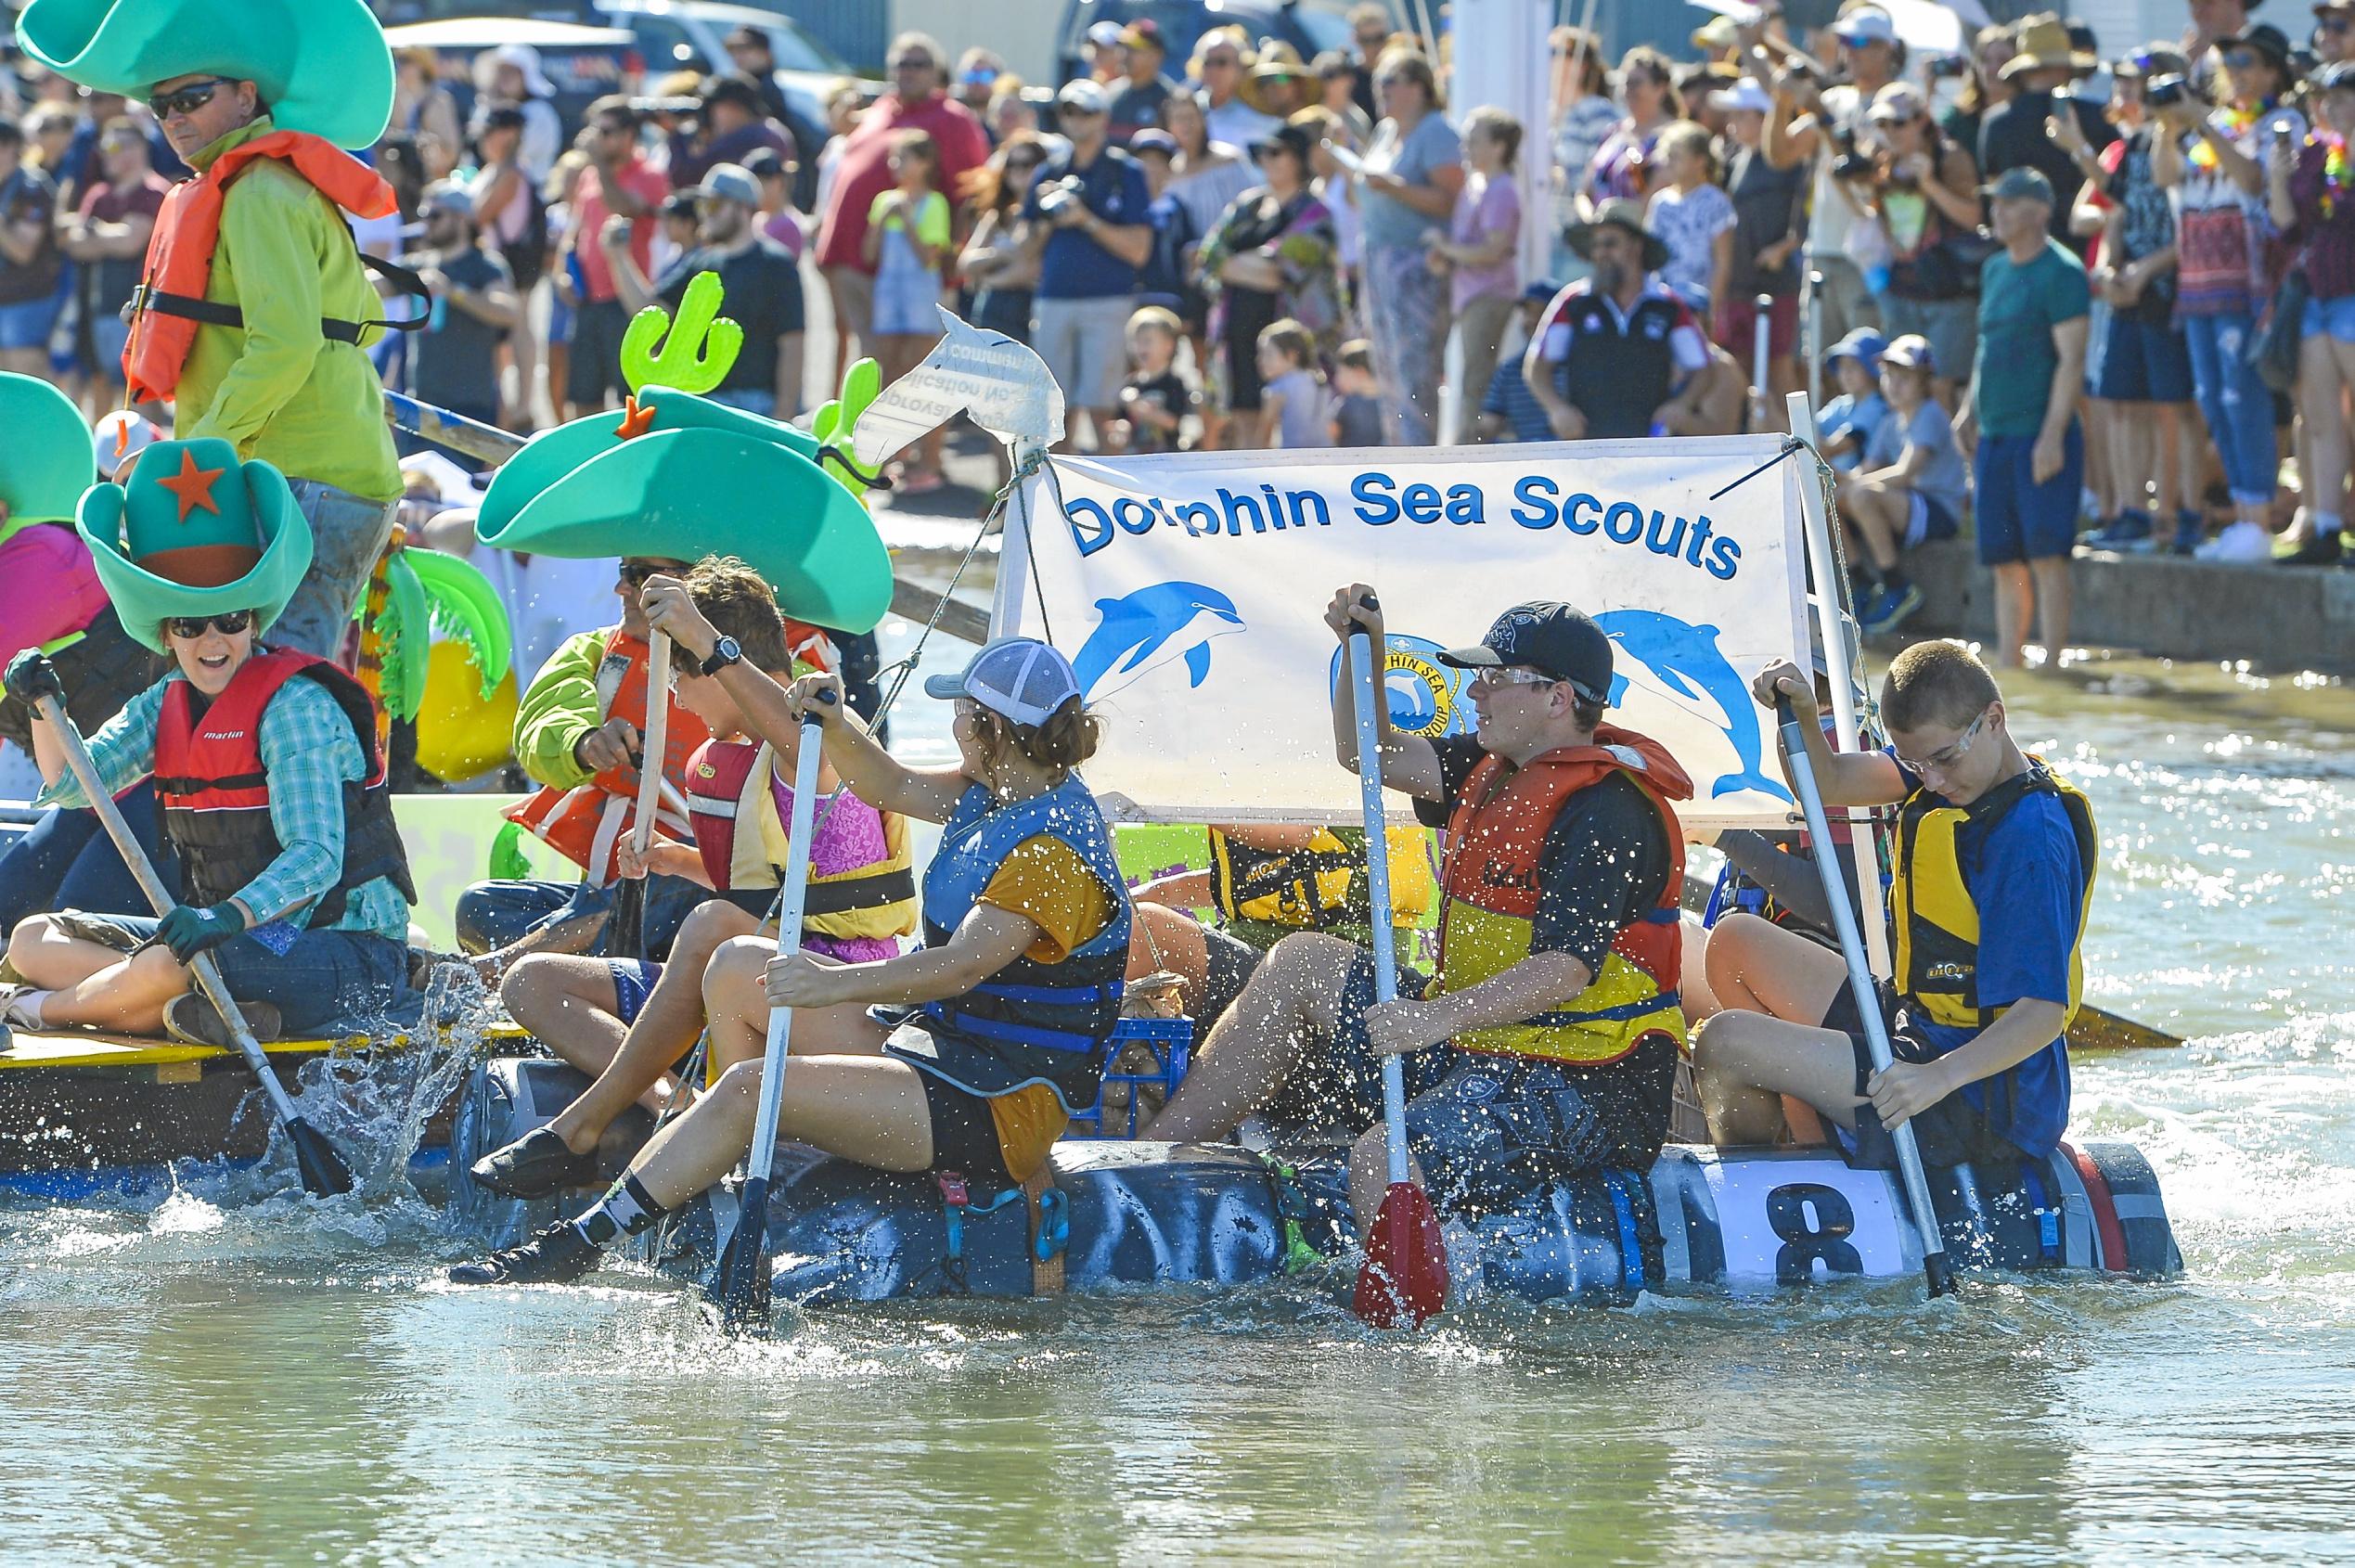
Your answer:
[1435,726,1692,1064]
[123,130,398,403]
[504,628,710,885]
[152,649,417,927]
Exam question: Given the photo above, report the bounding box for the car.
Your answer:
[380,17,641,142]
[1051,0,1391,88]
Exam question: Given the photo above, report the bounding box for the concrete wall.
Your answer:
[1905,539,2355,673]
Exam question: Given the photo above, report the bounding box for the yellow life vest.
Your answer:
[685,737,918,944]
[1207,826,1434,932]
[1890,757,2097,1032]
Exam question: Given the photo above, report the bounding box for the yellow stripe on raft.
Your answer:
[0,1023,533,1073]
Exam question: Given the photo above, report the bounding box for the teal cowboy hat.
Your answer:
[15,0,396,150]
[475,388,894,636]
[78,438,314,654]
[0,372,97,549]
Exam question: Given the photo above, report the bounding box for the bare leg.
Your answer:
[1346,1119,1426,1237]
[2028,556,2071,661]
[1989,560,2033,668]
[2110,400,2156,518]
[699,934,893,1076]
[1677,912,1720,1023]
[1700,912,1849,1022]
[1689,1009,1865,1146]
[8,919,189,1034]
[625,1053,937,1212]
[1844,480,1906,573]
[1142,931,1360,1142]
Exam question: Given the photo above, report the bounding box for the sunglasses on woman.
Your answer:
[164,610,253,639]
[148,77,231,120]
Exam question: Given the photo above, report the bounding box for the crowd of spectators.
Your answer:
[6,0,2355,675]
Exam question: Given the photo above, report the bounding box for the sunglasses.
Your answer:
[1006,154,1044,170]
[618,561,672,586]
[1896,709,1989,776]
[1469,665,1561,692]
[165,610,253,639]
[2223,48,2262,68]
[148,77,230,120]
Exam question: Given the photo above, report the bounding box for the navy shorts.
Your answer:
[608,958,660,1026]
[2096,313,2194,404]
[1972,425,2084,565]
[1399,1036,1678,1216]
[73,911,410,1035]
[1819,981,2020,1169]
[1258,945,1451,1136]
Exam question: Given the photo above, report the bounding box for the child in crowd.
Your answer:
[1429,106,1525,447]
[1474,279,1562,443]
[652,190,699,282]
[1838,334,1967,634]
[1816,328,1890,471]
[1644,120,1737,315]
[865,129,954,490]
[1329,339,1387,447]
[1113,305,1196,454]
[1256,318,1328,448]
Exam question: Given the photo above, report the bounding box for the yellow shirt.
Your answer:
[974,833,1118,1181]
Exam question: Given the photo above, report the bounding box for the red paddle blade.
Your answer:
[1354,1181,1449,1328]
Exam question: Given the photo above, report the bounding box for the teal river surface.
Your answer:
[0,619,2348,1567]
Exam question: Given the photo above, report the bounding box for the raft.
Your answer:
[449,1055,2183,1305]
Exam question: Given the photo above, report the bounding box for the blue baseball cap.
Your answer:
[1826,328,1889,368]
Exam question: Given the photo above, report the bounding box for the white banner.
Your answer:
[1003,439,1812,829]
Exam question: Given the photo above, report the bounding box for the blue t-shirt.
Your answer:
[1865,398,1970,525]
[1025,146,1151,300]
[1482,357,1551,443]
[1891,752,2083,1157]
[1818,391,1888,471]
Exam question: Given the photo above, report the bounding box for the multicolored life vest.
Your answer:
[912,777,1133,1111]
[503,627,708,885]
[1891,757,2097,1032]
[122,130,405,404]
[151,649,417,927]
[680,734,917,942]
[1434,727,1692,1065]
[1208,825,1434,934]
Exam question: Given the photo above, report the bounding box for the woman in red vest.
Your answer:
[0,439,416,1047]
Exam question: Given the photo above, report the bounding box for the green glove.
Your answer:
[157,904,248,965]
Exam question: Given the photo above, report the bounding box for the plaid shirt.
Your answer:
[40,673,410,942]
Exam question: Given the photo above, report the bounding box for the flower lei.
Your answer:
[2323,132,2353,220]
[2187,102,2264,171]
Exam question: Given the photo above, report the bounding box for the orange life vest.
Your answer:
[504,628,710,885]
[1434,726,1692,1065]
[123,130,398,403]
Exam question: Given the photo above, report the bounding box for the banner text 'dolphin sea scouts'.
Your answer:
[1007,438,1812,828]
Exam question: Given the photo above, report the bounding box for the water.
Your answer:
[0,639,2349,1566]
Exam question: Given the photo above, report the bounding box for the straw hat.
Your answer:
[1563,198,1671,272]
[2001,14,2099,80]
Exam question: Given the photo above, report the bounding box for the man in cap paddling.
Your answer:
[15,0,410,663]
[1690,641,2094,1169]
[1147,592,1693,1231]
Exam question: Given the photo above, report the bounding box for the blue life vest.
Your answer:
[896,777,1133,1109]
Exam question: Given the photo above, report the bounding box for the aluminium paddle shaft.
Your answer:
[746,700,830,1187]
[1348,625,1410,1190]
[33,693,354,1197]
[1772,696,1953,1295]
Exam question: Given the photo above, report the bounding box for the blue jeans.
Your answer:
[86,912,410,1035]
[0,782,181,938]
[453,873,710,960]
[2181,310,2279,506]
[270,479,400,660]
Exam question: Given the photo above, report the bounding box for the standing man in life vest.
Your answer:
[0,439,416,1047]
[1148,593,1693,1232]
[16,0,409,662]
[1690,640,2095,1169]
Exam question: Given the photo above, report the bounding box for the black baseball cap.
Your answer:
[1439,601,1614,705]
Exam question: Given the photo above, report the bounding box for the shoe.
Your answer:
[2195,520,2274,564]
[2169,511,2206,556]
[0,985,42,1032]
[447,1220,602,1286]
[2088,511,2155,552]
[163,992,283,1048]
[2276,531,2343,566]
[1861,583,1924,635]
[468,1125,598,1200]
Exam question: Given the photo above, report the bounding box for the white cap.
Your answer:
[925,636,1083,727]
[1834,6,1898,45]
[490,43,557,99]
[92,409,162,474]
[1711,78,1776,114]
[1087,20,1125,46]
[1057,77,1109,113]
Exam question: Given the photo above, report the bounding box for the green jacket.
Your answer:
[510,627,611,792]
[176,117,402,504]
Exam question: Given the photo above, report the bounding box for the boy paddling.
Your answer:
[1691,641,2096,1167]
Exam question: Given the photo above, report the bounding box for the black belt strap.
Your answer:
[131,251,432,341]
[776,865,918,918]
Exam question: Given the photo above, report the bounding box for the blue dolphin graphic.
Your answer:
[1593,609,1792,802]
[1070,581,1247,701]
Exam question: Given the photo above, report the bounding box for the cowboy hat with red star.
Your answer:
[78,437,312,653]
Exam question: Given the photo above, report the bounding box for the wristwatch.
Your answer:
[700,636,742,676]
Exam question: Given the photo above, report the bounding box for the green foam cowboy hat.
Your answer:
[78,438,313,653]
[0,371,97,549]
[474,388,894,635]
[16,0,396,150]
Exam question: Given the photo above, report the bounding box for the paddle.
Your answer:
[34,694,354,1198]
[1345,603,1448,1329]
[711,689,834,1336]
[1773,694,1953,1296]
[611,631,670,961]
[2070,1003,2182,1052]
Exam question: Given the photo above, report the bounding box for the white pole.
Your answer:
[1751,291,1773,431]
[991,443,1043,637]
[1786,389,1892,983]
[1805,269,1825,410]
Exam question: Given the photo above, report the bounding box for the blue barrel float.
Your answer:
[449,1045,2182,1305]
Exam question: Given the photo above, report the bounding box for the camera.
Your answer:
[2144,73,2188,109]
[1927,55,1968,77]
[1036,175,1087,217]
